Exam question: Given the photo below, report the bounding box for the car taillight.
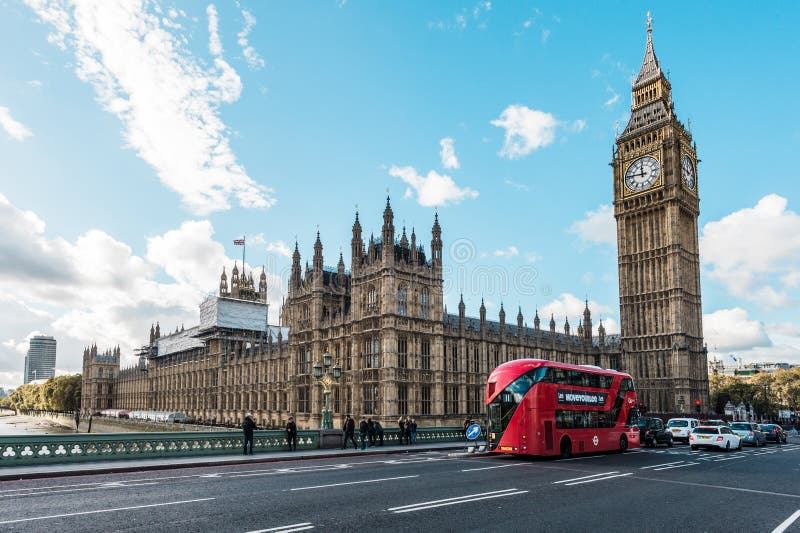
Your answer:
[689,434,694,440]
[749,431,754,436]
[772,429,777,434]
[645,430,650,435]
[716,436,723,442]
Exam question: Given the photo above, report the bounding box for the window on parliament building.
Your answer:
[421,385,431,415]
[398,337,408,368]
[421,339,430,370]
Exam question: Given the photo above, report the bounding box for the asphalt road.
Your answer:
[1,441,799,533]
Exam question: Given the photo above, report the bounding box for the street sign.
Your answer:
[466,423,481,440]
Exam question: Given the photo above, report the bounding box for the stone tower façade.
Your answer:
[612,16,708,413]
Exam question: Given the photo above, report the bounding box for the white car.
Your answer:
[689,425,742,451]
[666,417,700,443]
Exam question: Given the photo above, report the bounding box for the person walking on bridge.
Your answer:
[342,414,357,450]
[242,412,256,455]
[286,416,298,451]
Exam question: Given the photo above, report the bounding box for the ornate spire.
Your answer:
[635,11,662,87]
[534,308,541,330]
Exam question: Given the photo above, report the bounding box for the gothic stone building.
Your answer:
[82,20,707,425]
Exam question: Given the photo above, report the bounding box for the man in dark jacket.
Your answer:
[342,415,357,450]
[242,413,256,455]
[374,420,384,446]
[286,416,298,451]
[359,417,369,450]
[367,418,376,447]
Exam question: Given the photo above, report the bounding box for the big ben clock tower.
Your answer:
[612,14,708,414]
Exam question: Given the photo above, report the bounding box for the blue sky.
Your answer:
[0,1,798,388]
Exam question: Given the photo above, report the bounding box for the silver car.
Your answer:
[728,422,766,447]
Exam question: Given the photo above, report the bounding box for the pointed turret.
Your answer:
[564,316,570,336]
[583,299,593,341]
[259,266,267,302]
[313,231,323,272]
[635,12,661,87]
[479,298,486,327]
[155,321,161,338]
[598,319,606,348]
[458,294,465,328]
[534,309,541,331]
[351,211,363,271]
[382,196,395,263]
[577,319,584,338]
[149,323,155,345]
[219,266,228,296]
[549,313,555,334]
[410,227,417,264]
[400,226,408,249]
[517,306,524,332]
[291,241,301,290]
[431,212,442,267]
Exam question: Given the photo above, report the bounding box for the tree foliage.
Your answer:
[3,375,82,411]
[710,368,800,416]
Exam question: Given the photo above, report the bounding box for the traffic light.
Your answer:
[694,399,701,413]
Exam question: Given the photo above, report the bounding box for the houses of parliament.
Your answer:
[81,19,709,427]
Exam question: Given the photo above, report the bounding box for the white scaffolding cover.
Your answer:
[199,295,273,333]
[157,326,204,357]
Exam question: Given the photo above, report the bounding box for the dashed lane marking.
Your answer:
[553,472,619,484]
[561,473,633,486]
[246,523,314,533]
[640,461,684,470]
[387,488,528,513]
[0,498,215,525]
[287,475,418,491]
[772,509,800,533]
[652,462,699,471]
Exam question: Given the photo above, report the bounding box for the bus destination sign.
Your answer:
[557,389,608,406]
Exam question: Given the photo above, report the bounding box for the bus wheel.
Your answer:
[619,434,628,452]
[560,437,572,459]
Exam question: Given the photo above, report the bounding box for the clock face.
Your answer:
[625,156,660,192]
[681,155,696,189]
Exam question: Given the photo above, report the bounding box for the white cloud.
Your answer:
[701,194,800,309]
[604,92,620,107]
[439,137,460,169]
[704,308,772,353]
[493,246,519,258]
[503,179,530,192]
[539,293,617,333]
[571,119,586,132]
[237,8,265,70]
[491,105,559,159]
[0,194,286,386]
[0,106,33,141]
[267,240,292,258]
[541,29,551,43]
[389,165,478,207]
[26,0,274,215]
[207,5,222,56]
[27,80,43,88]
[568,204,616,246]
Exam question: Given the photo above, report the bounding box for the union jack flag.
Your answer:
[233,239,245,246]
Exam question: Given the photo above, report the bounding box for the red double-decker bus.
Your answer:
[486,359,640,457]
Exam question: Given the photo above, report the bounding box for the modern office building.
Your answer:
[24,335,57,384]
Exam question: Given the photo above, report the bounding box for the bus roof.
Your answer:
[488,358,631,380]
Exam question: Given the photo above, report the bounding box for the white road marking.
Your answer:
[640,461,684,469]
[388,488,528,513]
[637,476,800,499]
[653,462,699,471]
[461,463,524,472]
[246,523,314,533]
[562,473,633,486]
[554,454,607,461]
[2,481,159,498]
[772,509,800,533]
[0,497,215,525]
[288,475,418,491]
[553,472,619,484]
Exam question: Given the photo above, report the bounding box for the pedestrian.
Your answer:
[74,411,80,432]
[359,416,369,450]
[342,414,358,450]
[242,412,256,455]
[463,418,470,438]
[286,416,298,451]
[409,417,418,444]
[367,418,376,447]
[398,416,406,445]
[374,419,384,446]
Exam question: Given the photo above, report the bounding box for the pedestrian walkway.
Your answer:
[0,441,471,482]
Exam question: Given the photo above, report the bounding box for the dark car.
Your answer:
[637,417,673,447]
[699,419,729,427]
[759,424,788,444]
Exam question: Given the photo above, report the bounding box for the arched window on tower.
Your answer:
[397,285,408,316]
[367,285,377,312]
[421,288,429,319]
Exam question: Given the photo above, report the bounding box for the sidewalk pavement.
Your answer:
[0,441,484,482]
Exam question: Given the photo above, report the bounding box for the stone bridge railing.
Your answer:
[0,427,470,467]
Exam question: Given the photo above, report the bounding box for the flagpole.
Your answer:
[242,236,246,277]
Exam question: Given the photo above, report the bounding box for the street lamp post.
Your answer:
[313,351,341,430]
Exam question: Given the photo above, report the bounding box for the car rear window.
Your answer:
[668,420,688,427]
[730,423,750,430]
[693,427,719,434]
